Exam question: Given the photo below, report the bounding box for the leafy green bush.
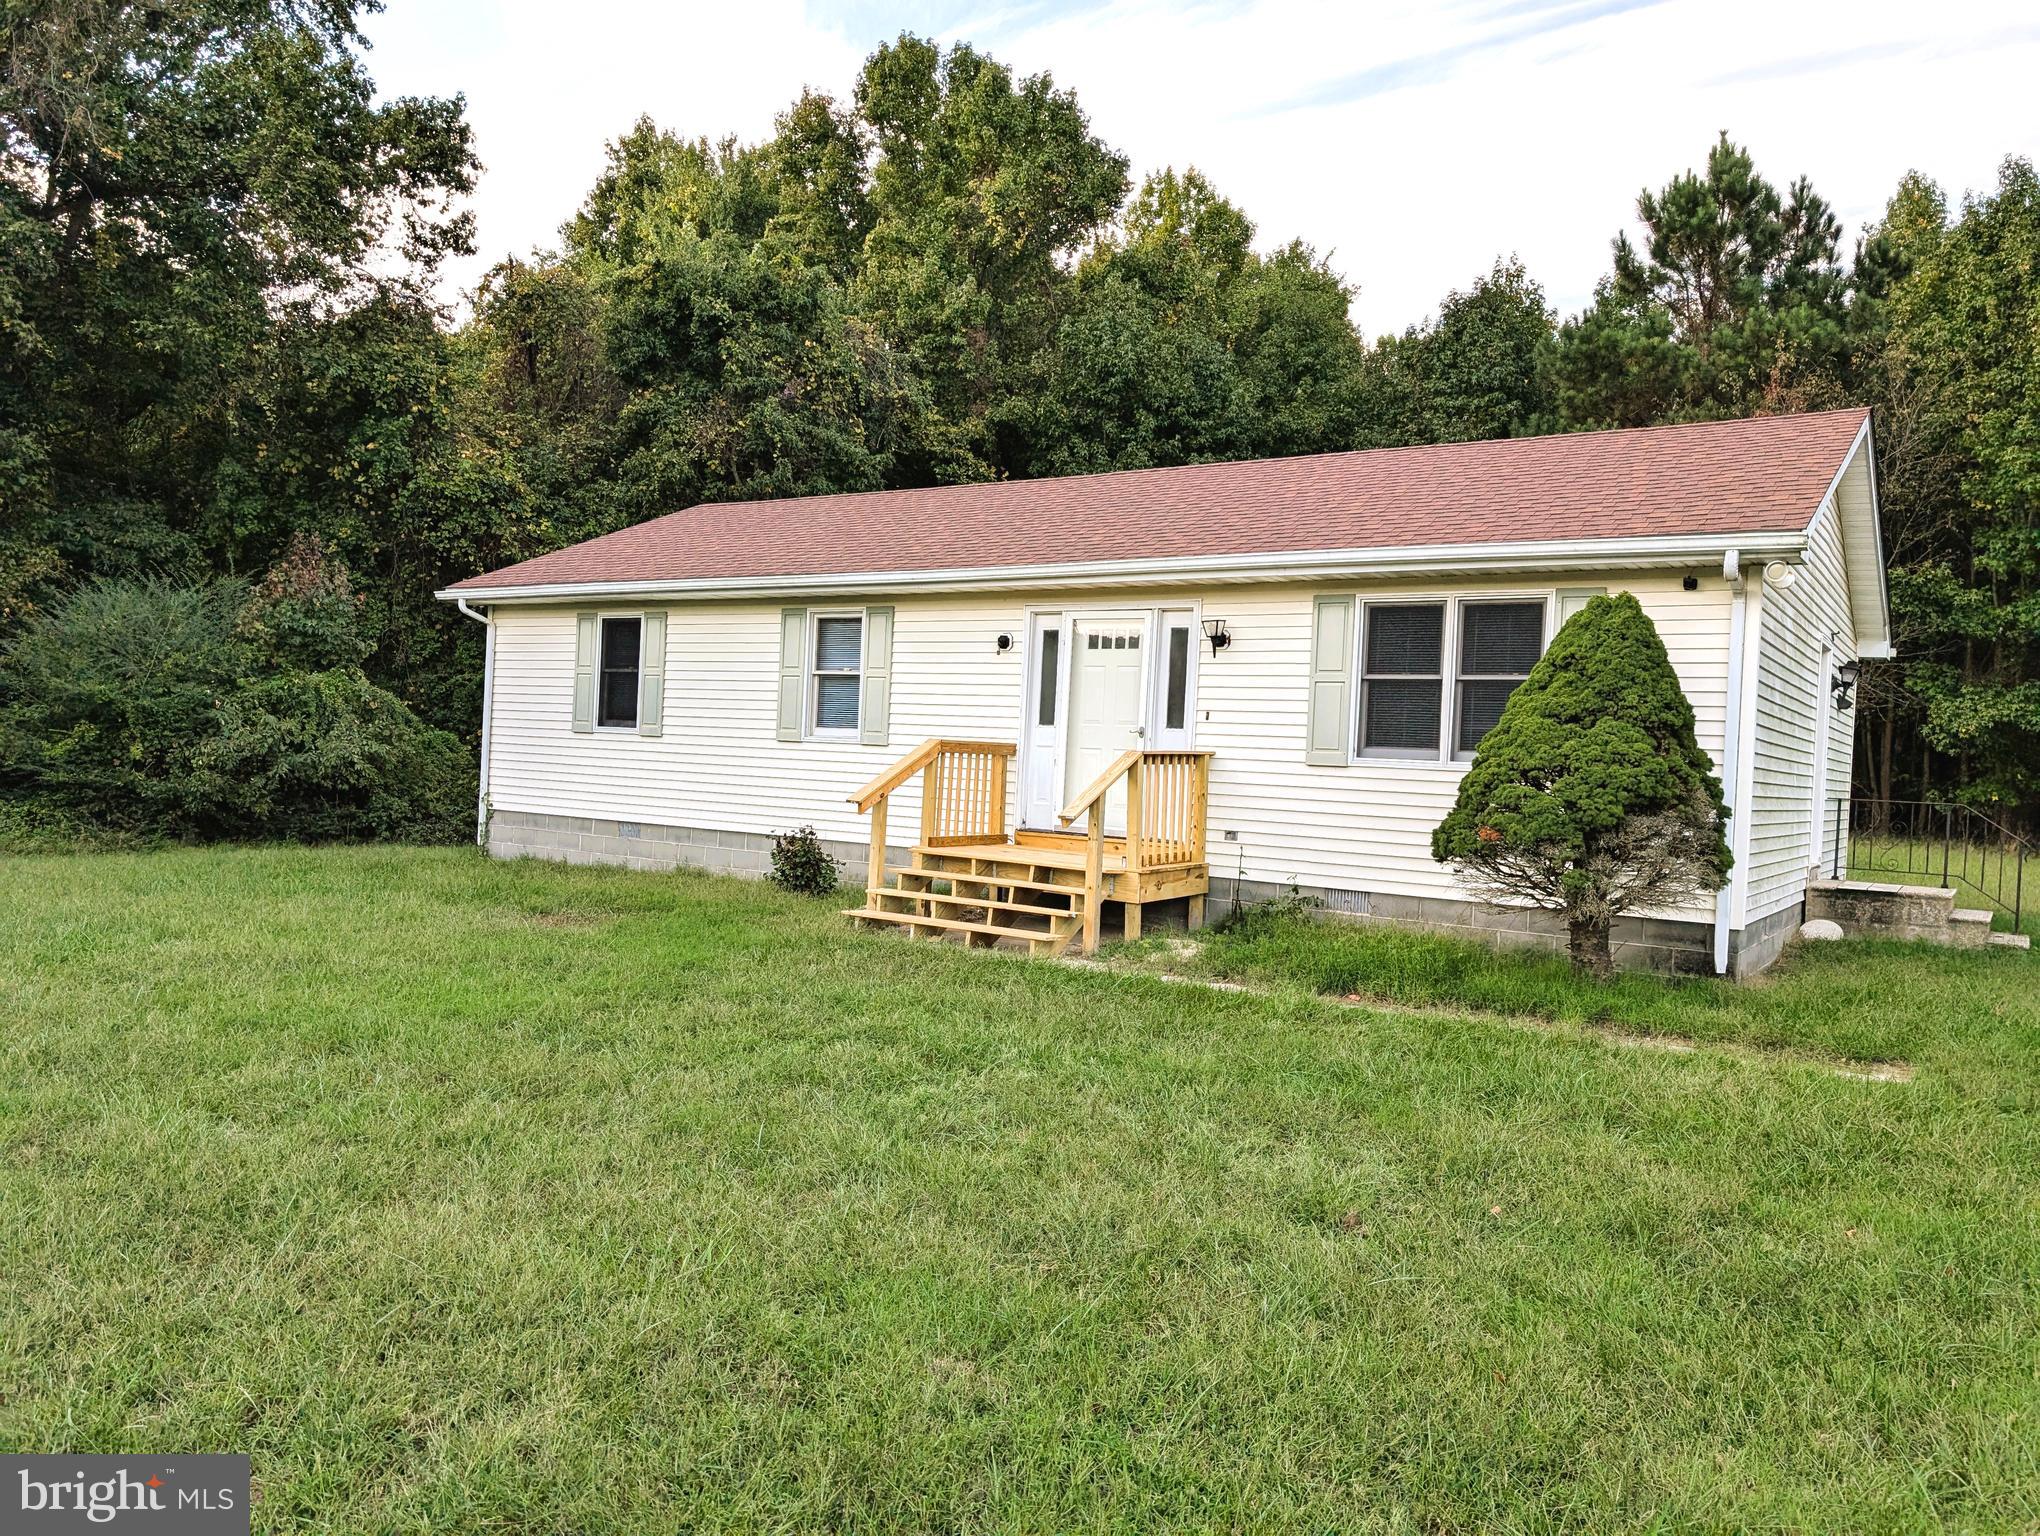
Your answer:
[0,547,473,844]
[0,577,247,831]
[190,670,474,842]
[768,826,840,896]
[1432,593,1730,977]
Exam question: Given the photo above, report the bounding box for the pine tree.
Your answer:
[1432,595,1731,977]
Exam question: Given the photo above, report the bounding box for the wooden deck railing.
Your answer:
[847,739,1015,894]
[1059,749,1212,950]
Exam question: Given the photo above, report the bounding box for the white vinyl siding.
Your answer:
[482,571,1732,916]
[1745,503,1858,923]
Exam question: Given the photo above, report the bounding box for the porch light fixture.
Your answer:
[1201,618,1231,654]
[1832,659,1861,710]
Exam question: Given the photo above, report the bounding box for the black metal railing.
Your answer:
[1831,797,2031,932]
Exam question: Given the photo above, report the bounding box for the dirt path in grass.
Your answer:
[1063,952,1915,1084]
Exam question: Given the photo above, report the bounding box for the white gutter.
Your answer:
[1712,550,1764,975]
[435,529,1810,606]
[455,598,494,848]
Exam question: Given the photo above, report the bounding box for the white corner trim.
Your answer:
[436,529,1811,606]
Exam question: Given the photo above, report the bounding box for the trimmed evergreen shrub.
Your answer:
[769,826,840,895]
[1432,592,1731,977]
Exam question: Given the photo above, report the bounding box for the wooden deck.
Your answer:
[842,741,1210,956]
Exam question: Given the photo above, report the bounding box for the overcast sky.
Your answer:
[359,0,2040,337]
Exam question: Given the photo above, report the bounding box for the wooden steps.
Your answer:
[845,842,1090,956]
[844,741,1211,957]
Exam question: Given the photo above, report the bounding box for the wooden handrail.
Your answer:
[1056,749,1142,827]
[847,739,1016,896]
[1059,748,1213,884]
[847,738,1014,814]
[1058,750,1213,828]
[848,739,940,813]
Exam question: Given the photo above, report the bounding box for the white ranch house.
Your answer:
[442,408,1888,976]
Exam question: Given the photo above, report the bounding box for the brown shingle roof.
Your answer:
[447,408,1869,593]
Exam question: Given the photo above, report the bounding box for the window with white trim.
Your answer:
[1344,594,1552,763]
[809,612,864,734]
[597,615,642,729]
[1454,600,1544,756]
[1359,602,1445,757]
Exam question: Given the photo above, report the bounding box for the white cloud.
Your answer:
[361,0,2040,334]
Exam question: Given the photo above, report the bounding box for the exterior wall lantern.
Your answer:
[1832,659,1861,710]
[1201,618,1231,654]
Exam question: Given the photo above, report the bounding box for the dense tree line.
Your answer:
[3,4,2035,835]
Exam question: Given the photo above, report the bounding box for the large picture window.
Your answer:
[1359,602,1445,756]
[810,613,864,734]
[597,615,641,729]
[1455,601,1544,755]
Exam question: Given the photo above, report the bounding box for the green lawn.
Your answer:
[2,847,2036,1532]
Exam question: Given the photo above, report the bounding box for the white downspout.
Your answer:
[1713,552,1746,975]
[1713,551,1765,975]
[456,598,495,849]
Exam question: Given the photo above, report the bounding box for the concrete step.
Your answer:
[1949,908,1995,949]
[1987,932,2032,951]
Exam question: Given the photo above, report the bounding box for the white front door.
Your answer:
[1065,614,1149,833]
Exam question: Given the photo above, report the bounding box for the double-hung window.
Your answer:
[1359,602,1446,757]
[597,615,642,729]
[809,612,864,734]
[1349,596,1548,761]
[1454,601,1544,756]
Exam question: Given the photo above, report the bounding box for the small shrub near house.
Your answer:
[0,537,473,845]
[1432,593,1731,977]
[769,825,841,895]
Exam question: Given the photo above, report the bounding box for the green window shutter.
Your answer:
[1556,587,1605,628]
[572,611,598,733]
[777,608,807,742]
[1305,595,1354,766]
[860,605,894,747]
[638,610,667,738]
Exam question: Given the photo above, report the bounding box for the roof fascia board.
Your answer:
[1816,413,1872,516]
[1855,417,1895,657]
[1822,416,1894,658]
[438,529,1810,605]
